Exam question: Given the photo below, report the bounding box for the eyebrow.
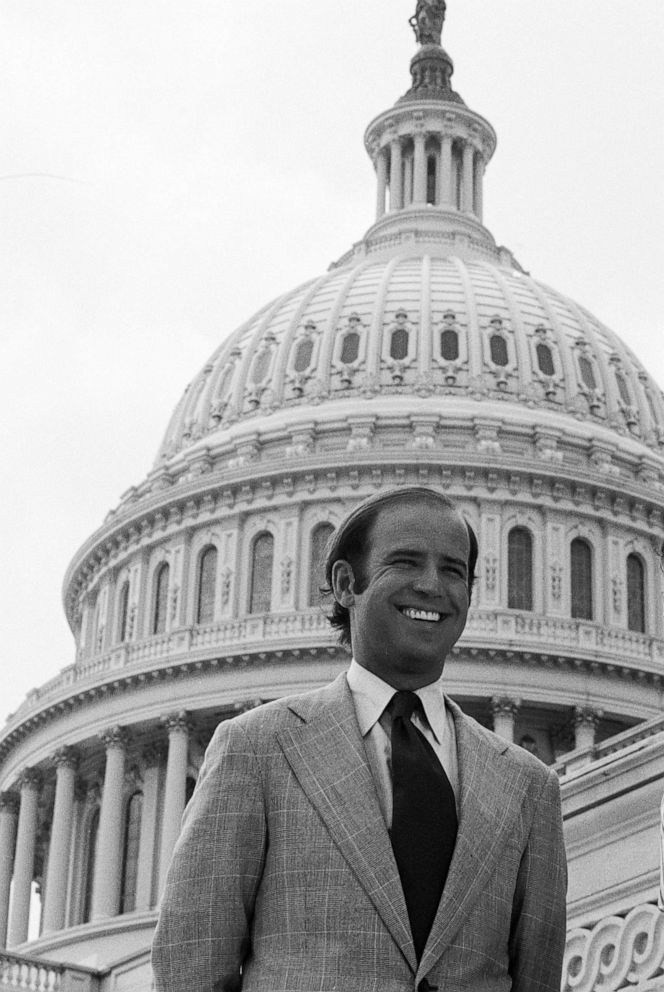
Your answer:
[387,547,468,568]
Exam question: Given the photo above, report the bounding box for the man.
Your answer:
[152,486,567,991]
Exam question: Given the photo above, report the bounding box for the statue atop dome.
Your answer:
[409,0,446,46]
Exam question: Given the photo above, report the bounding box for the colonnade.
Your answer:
[0,711,192,949]
[374,135,485,221]
[490,698,602,761]
[0,697,606,948]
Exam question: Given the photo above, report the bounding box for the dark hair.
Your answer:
[323,486,478,646]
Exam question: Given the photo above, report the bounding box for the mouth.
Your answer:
[398,607,444,623]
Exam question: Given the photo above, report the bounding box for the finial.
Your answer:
[409,0,446,47]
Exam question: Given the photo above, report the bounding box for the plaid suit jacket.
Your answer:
[152,674,567,991]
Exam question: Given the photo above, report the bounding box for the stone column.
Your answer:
[462,142,475,213]
[413,132,427,205]
[91,727,128,920]
[7,769,42,947]
[473,154,485,222]
[135,745,165,913]
[574,707,601,751]
[42,748,79,935]
[491,697,520,744]
[389,138,403,210]
[404,153,413,207]
[375,148,388,220]
[0,792,19,947]
[440,134,453,206]
[158,712,190,896]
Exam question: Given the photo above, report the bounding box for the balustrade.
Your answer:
[564,903,664,991]
[0,952,101,991]
[5,609,663,733]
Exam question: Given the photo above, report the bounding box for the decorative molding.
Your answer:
[574,706,603,731]
[563,902,664,992]
[490,696,521,718]
[99,726,130,751]
[161,711,191,737]
[16,768,42,792]
[52,747,80,772]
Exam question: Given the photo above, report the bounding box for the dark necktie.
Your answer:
[388,690,458,961]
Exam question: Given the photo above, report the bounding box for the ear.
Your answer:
[331,560,356,607]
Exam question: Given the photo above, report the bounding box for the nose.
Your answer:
[411,560,445,597]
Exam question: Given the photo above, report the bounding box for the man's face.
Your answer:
[334,498,470,689]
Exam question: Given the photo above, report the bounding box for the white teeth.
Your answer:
[401,608,441,622]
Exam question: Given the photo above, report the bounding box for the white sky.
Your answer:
[1,1,662,720]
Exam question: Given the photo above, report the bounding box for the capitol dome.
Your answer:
[155,250,664,466]
[1,7,664,992]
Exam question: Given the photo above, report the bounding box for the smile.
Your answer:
[399,607,442,622]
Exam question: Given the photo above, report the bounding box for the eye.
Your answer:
[441,564,466,578]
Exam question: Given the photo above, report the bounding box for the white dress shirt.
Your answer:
[346,658,459,829]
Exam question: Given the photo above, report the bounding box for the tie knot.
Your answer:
[389,690,420,721]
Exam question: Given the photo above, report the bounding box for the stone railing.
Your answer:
[0,952,102,991]
[5,608,663,731]
[563,903,664,991]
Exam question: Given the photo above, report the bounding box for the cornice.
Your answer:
[364,101,497,160]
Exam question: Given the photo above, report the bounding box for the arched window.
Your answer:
[117,580,130,644]
[340,332,360,364]
[440,328,459,361]
[626,553,646,633]
[120,792,143,914]
[390,326,409,361]
[536,343,554,376]
[571,539,593,620]
[490,335,509,367]
[249,533,274,614]
[82,807,100,923]
[196,546,218,625]
[309,523,335,606]
[153,562,170,635]
[507,527,533,611]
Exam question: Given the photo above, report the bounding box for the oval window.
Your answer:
[440,329,459,361]
[294,338,314,373]
[490,334,508,367]
[390,327,409,361]
[340,331,360,364]
[536,343,554,376]
[578,356,597,390]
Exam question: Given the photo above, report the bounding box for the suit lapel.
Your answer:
[419,703,522,974]
[276,674,417,971]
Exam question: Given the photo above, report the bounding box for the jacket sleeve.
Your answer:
[508,766,568,992]
[151,716,267,992]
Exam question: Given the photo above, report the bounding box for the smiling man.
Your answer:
[152,486,567,992]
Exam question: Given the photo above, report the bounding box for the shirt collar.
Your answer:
[346,658,448,745]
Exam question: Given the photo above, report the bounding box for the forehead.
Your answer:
[368,498,469,555]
